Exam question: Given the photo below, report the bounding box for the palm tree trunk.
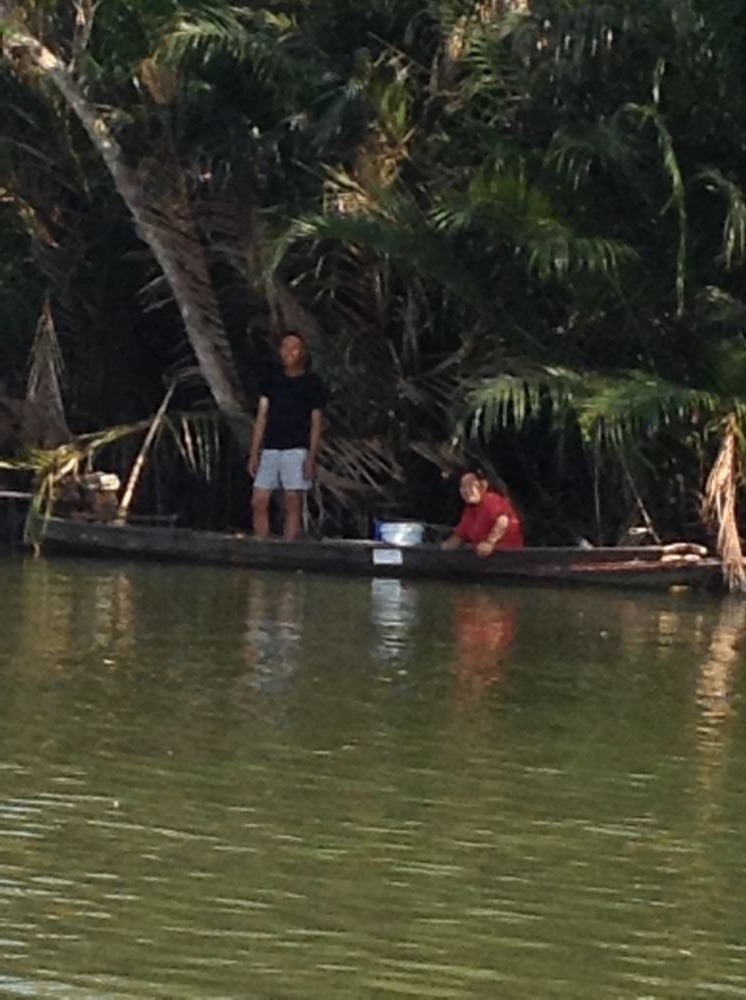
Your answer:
[0,6,247,425]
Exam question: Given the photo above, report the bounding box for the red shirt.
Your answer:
[455,491,524,550]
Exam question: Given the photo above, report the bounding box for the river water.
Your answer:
[1,555,745,999]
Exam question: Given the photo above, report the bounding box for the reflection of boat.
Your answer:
[36,517,725,591]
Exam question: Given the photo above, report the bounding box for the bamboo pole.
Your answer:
[115,383,176,525]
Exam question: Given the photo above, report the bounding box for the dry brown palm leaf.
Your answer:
[165,406,401,513]
[703,414,746,592]
[440,0,529,84]
[408,439,464,476]
[0,188,58,248]
[26,297,70,448]
[323,169,372,217]
[354,127,412,194]
[318,433,403,505]
[139,56,178,106]
[0,419,151,549]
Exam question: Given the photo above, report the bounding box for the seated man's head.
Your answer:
[459,464,509,505]
[459,470,490,505]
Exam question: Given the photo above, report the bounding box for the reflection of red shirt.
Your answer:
[452,596,518,696]
[455,491,524,549]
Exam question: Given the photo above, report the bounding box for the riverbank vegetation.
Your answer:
[2,0,746,572]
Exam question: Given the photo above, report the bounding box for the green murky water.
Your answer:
[1,555,746,998]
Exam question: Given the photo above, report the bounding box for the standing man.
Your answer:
[248,332,326,540]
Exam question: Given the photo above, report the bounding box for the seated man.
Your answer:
[442,467,524,557]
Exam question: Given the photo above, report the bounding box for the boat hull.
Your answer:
[38,518,724,591]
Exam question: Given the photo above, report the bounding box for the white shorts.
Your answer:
[254,448,311,491]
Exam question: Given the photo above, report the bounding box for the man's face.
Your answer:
[459,473,487,505]
[280,335,305,371]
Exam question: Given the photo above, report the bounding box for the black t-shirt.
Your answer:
[260,368,326,450]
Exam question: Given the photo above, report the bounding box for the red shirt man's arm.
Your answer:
[454,506,473,541]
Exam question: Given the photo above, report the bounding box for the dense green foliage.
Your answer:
[3,0,746,542]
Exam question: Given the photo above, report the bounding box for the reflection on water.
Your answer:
[243,577,303,692]
[452,592,517,699]
[693,599,746,844]
[697,598,746,724]
[1,557,746,998]
[370,578,420,662]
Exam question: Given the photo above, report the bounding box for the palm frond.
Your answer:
[268,205,491,313]
[624,103,687,316]
[166,409,223,483]
[696,287,746,334]
[462,364,726,447]
[698,167,746,271]
[433,170,638,283]
[157,4,296,82]
[545,119,639,191]
[702,338,746,401]
[572,371,718,447]
[524,229,637,282]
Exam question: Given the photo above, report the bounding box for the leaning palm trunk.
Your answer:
[0,6,247,426]
[703,415,746,593]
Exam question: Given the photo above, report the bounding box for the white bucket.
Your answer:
[376,520,425,546]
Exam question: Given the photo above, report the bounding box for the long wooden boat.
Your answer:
[0,490,33,545]
[37,516,725,590]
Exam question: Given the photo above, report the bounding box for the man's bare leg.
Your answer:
[252,488,272,539]
[283,490,304,541]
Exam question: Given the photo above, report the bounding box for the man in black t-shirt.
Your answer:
[248,332,326,540]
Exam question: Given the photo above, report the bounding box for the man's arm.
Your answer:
[248,396,270,478]
[441,532,464,551]
[476,514,509,557]
[304,408,323,480]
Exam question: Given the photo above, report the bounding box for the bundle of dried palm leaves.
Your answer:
[703,416,746,592]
